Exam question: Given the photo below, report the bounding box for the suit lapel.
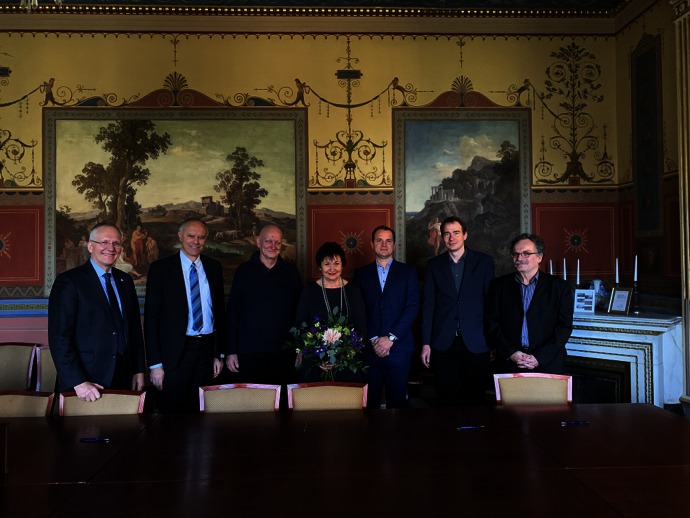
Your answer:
[173,252,188,313]
[441,254,454,293]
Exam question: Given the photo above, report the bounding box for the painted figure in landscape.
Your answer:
[55,118,297,292]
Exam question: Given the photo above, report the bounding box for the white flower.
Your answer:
[322,328,342,345]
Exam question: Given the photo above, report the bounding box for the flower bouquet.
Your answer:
[287,307,366,382]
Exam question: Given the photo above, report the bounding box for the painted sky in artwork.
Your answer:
[56,119,296,215]
[405,119,519,212]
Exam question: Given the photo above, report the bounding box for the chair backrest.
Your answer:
[0,391,54,417]
[60,390,146,416]
[0,343,38,391]
[494,373,572,405]
[287,382,367,411]
[36,346,57,393]
[199,384,281,413]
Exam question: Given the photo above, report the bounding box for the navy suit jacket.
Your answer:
[421,248,495,353]
[485,271,573,372]
[48,261,145,392]
[353,259,420,354]
[144,252,226,370]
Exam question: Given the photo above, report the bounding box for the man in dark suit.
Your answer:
[144,218,225,413]
[421,216,495,407]
[49,222,145,400]
[486,233,573,374]
[354,225,420,409]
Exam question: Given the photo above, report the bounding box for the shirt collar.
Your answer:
[179,252,202,269]
[515,270,539,285]
[90,259,109,278]
[448,250,466,264]
[376,258,394,272]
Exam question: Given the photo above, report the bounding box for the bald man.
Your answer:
[226,225,302,392]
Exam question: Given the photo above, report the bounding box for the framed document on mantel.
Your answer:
[574,289,596,314]
[608,287,633,315]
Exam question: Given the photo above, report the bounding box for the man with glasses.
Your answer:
[49,223,146,401]
[421,216,495,406]
[486,233,573,375]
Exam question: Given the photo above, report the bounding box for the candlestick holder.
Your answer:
[631,281,643,315]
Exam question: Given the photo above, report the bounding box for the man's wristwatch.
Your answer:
[388,334,397,342]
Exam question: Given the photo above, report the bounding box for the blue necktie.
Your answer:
[190,263,203,332]
[105,273,127,354]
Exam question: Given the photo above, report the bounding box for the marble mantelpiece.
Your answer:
[568,312,683,407]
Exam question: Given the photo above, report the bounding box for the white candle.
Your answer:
[550,260,553,275]
[615,258,619,284]
[563,259,566,280]
[577,259,580,285]
[634,255,638,282]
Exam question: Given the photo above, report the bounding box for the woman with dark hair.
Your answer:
[295,242,367,382]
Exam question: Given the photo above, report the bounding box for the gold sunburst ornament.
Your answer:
[340,230,364,256]
[564,228,588,254]
[0,231,11,259]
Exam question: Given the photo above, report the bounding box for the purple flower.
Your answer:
[313,316,322,323]
[351,331,359,340]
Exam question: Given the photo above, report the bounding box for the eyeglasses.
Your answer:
[511,251,539,259]
[90,240,122,249]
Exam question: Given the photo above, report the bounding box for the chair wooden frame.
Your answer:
[0,342,39,391]
[35,345,57,393]
[59,389,146,416]
[287,382,368,410]
[0,390,55,417]
[493,373,573,405]
[198,384,281,413]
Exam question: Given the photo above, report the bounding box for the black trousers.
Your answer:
[237,352,296,411]
[159,334,215,414]
[109,347,131,390]
[431,334,490,407]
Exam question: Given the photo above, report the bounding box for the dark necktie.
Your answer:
[105,273,127,354]
[190,263,204,332]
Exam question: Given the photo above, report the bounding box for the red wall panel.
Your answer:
[533,203,618,280]
[0,206,44,285]
[307,205,393,281]
[619,202,634,277]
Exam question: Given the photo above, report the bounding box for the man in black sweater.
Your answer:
[226,225,302,393]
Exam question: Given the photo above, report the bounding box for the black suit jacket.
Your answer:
[422,248,495,353]
[48,261,145,392]
[353,259,420,354]
[485,271,574,373]
[144,252,226,370]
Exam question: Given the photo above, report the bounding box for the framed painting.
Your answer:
[43,108,308,296]
[393,108,531,278]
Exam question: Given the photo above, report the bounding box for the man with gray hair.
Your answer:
[486,233,573,375]
[145,217,225,412]
[49,222,145,401]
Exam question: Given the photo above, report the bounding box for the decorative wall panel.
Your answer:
[0,205,43,286]
[307,204,393,282]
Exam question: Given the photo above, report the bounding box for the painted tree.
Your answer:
[214,147,268,228]
[72,162,114,218]
[94,120,171,229]
[539,42,605,183]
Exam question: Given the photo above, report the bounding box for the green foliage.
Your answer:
[214,147,268,229]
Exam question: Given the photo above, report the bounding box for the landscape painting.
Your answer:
[44,109,307,295]
[393,109,531,279]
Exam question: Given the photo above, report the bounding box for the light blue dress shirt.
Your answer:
[179,253,215,336]
[90,259,122,313]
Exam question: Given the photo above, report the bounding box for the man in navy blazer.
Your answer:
[354,226,420,409]
[49,223,145,400]
[486,233,573,374]
[145,218,225,413]
[421,216,495,406]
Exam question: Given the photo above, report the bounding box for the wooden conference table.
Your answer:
[2,404,690,518]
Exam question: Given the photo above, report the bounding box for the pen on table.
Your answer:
[80,438,110,442]
[457,426,485,430]
[561,421,589,426]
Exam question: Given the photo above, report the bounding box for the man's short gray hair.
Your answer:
[89,222,123,241]
[179,217,208,233]
[510,233,545,255]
